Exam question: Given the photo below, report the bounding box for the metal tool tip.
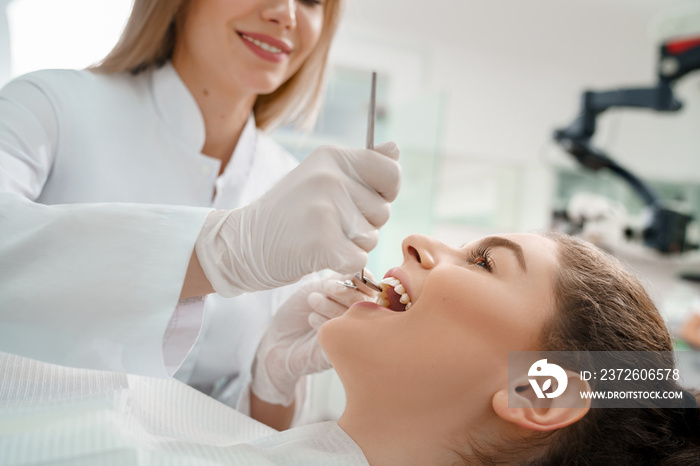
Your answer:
[354,271,383,293]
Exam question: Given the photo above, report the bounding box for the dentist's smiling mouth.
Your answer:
[237,31,293,62]
[239,33,283,53]
[377,276,413,312]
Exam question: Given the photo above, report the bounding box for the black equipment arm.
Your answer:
[553,36,700,253]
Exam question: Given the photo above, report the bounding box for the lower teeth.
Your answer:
[376,297,390,307]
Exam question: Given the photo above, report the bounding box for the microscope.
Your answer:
[554,35,700,254]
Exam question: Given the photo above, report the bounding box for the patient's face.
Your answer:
[320,233,558,406]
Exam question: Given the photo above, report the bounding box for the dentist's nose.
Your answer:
[402,234,437,269]
[262,0,297,30]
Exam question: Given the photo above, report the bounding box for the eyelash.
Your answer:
[466,246,494,272]
[299,0,323,6]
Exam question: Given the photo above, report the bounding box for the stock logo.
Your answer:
[528,359,568,399]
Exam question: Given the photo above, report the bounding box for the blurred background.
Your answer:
[2,0,699,421]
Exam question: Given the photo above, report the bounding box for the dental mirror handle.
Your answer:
[357,71,378,291]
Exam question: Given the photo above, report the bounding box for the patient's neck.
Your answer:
[338,412,454,464]
[338,396,496,465]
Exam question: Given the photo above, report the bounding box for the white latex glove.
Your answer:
[251,274,375,406]
[195,143,400,297]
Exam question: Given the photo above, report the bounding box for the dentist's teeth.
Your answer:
[399,293,410,305]
[380,277,400,287]
[241,34,282,53]
[405,302,412,311]
[394,284,405,295]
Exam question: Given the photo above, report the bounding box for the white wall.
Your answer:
[0,0,130,83]
[332,0,700,234]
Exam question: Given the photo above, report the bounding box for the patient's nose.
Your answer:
[402,234,437,269]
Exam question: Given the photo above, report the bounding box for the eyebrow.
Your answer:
[475,236,527,272]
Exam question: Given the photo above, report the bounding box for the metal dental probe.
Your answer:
[354,271,383,293]
[366,71,376,152]
[352,71,383,293]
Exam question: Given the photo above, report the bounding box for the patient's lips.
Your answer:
[377,276,412,311]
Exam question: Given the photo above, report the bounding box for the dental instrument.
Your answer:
[356,71,382,293]
[355,271,382,293]
[336,279,357,289]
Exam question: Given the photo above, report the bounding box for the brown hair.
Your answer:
[472,232,700,465]
[90,0,343,131]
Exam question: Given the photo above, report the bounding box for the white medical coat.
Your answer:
[0,62,301,401]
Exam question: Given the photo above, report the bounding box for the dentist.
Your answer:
[0,0,400,429]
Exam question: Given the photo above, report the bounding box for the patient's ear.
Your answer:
[491,370,591,431]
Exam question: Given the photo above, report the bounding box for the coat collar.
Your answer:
[150,61,258,181]
[150,61,207,153]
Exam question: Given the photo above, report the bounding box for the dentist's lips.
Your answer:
[237,30,292,63]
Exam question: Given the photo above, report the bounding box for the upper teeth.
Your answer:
[241,34,282,53]
[377,276,413,311]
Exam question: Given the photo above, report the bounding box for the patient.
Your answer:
[2,231,699,465]
[319,231,700,465]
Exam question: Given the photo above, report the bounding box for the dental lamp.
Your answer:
[554,35,700,254]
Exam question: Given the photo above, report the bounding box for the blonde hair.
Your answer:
[91,0,343,131]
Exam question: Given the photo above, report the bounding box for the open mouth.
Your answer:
[376,276,413,312]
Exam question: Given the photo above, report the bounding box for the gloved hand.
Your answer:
[250,274,375,406]
[195,143,400,297]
